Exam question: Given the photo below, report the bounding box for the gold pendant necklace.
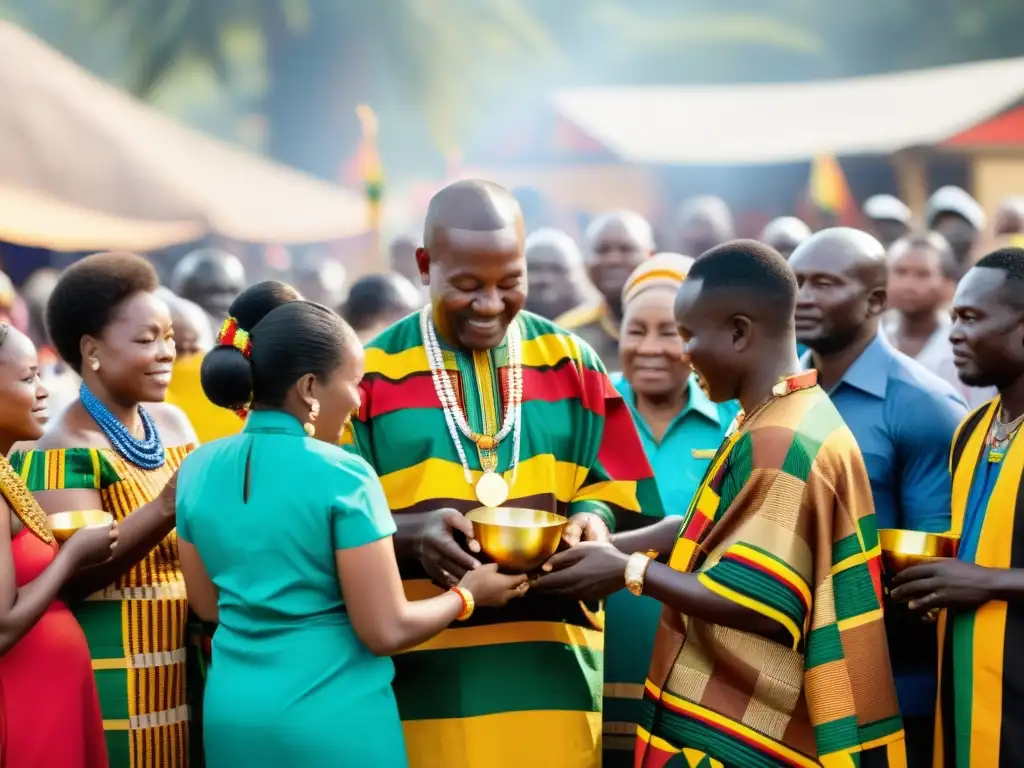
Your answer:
[475,446,509,506]
[421,307,523,506]
[475,471,510,507]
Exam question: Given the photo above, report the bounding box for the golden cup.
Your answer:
[878,529,959,577]
[466,507,568,573]
[47,510,113,543]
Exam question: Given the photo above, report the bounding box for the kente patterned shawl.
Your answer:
[342,309,663,768]
[637,384,906,768]
[938,398,1024,767]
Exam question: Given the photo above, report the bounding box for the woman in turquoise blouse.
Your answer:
[175,285,528,767]
[602,254,739,767]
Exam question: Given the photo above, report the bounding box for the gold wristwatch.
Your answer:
[624,552,653,596]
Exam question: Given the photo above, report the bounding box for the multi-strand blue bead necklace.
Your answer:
[79,382,165,470]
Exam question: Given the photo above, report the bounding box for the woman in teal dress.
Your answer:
[174,286,528,767]
[603,254,739,767]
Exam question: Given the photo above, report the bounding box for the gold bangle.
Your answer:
[624,552,653,597]
[450,586,475,621]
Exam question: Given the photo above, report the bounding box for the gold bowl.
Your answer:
[47,510,113,543]
[466,507,568,573]
[878,529,959,576]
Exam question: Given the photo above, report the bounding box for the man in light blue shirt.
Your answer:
[790,228,967,768]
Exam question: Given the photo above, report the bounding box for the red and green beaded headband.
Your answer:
[217,317,252,358]
[216,316,253,419]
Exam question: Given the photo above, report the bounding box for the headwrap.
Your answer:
[621,252,693,307]
[216,316,252,418]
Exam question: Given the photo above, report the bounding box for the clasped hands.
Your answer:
[418,508,622,601]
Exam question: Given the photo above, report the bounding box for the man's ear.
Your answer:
[415,248,431,286]
[866,286,888,318]
[731,314,754,352]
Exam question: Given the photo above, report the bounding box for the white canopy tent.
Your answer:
[0,22,368,249]
[552,58,1024,165]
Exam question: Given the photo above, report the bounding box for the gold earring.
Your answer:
[89,357,100,372]
[303,398,320,437]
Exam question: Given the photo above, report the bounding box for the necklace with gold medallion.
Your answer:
[421,306,523,507]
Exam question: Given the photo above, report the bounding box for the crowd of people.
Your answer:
[0,177,1022,768]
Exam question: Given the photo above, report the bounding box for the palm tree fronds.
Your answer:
[592,7,823,53]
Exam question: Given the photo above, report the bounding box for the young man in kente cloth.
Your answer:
[342,179,664,768]
[534,240,907,767]
[893,247,1024,767]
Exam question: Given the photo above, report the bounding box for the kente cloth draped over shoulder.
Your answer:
[12,445,193,768]
[342,310,664,768]
[637,383,906,768]
[938,399,1024,767]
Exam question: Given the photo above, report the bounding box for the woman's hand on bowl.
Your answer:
[62,520,118,568]
[459,563,529,607]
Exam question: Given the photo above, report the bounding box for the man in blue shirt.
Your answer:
[789,228,967,768]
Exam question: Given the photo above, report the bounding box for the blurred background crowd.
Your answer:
[1,0,1024,420]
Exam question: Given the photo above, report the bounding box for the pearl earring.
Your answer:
[303,398,320,437]
[89,357,100,372]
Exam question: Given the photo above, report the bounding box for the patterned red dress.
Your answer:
[0,527,107,767]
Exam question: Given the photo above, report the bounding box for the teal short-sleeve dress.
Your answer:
[176,410,408,767]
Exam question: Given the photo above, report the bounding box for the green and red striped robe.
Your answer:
[342,309,663,768]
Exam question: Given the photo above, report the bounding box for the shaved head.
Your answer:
[524,228,588,319]
[789,227,888,354]
[585,210,654,253]
[759,216,811,259]
[424,179,524,248]
[416,179,527,350]
[676,195,735,255]
[583,210,654,313]
[790,227,888,287]
[995,196,1024,236]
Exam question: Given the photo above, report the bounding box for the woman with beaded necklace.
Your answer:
[11,252,197,768]
[0,322,117,767]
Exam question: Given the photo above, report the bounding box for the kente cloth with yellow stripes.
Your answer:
[554,301,621,369]
[937,398,1024,768]
[342,309,664,768]
[637,385,906,768]
[11,445,193,768]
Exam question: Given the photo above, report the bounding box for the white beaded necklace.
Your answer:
[420,305,523,504]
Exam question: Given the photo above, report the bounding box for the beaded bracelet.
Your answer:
[450,586,475,621]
